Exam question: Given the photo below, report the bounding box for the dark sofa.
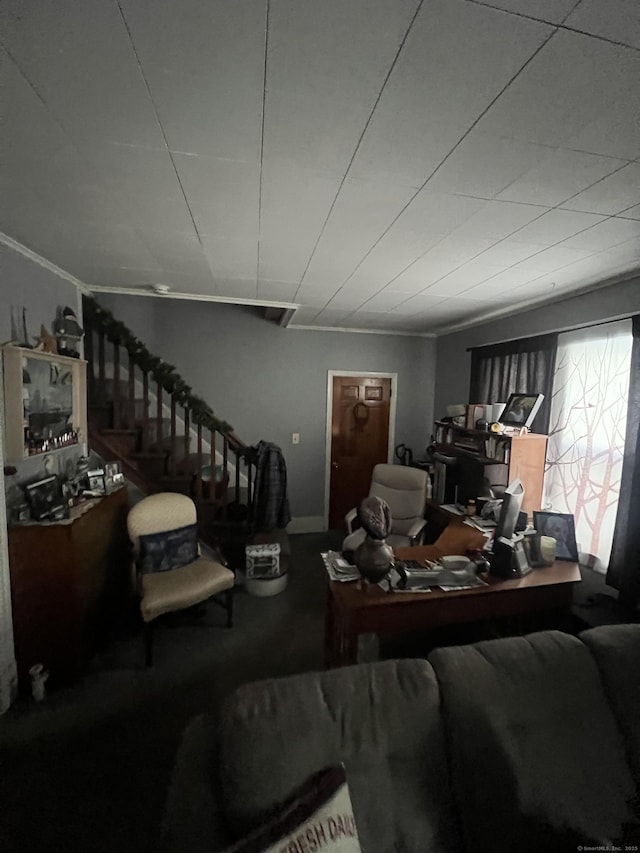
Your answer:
[163,625,640,852]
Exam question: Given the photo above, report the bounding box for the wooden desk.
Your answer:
[325,544,580,667]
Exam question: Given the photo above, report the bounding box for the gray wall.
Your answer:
[0,243,80,346]
[1,243,85,492]
[434,276,640,420]
[97,293,436,520]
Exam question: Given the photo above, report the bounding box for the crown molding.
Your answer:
[288,323,435,338]
[432,268,640,337]
[0,232,91,293]
[87,284,300,312]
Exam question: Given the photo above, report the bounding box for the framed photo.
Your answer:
[533,511,579,562]
[513,538,532,576]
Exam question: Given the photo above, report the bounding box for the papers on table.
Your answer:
[440,504,465,515]
[321,551,360,582]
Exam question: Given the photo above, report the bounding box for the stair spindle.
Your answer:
[141,371,150,453]
[113,341,121,429]
[156,383,163,450]
[222,436,229,514]
[209,429,216,506]
[183,407,190,479]
[98,332,106,404]
[169,395,177,476]
[195,423,203,499]
[128,353,135,430]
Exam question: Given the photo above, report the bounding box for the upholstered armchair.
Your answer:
[342,463,430,553]
[127,492,235,666]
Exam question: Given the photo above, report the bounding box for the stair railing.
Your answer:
[82,295,255,520]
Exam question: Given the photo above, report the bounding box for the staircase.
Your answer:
[82,295,257,555]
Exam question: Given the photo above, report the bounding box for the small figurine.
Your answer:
[33,324,58,354]
[53,305,84,358]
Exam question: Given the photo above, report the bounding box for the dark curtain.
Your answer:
[469,333,558,434]
[606,315,640,612]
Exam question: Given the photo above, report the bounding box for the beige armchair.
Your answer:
[127,492,235,666]
[343,463,430,553]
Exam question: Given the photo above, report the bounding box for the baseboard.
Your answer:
[286,516,326,534]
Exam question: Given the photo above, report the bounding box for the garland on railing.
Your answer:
[83,296,233,435]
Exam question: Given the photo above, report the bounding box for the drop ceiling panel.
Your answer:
[474,0,578,24]
[564,0,640,50]
[262,0,420,175]
[477,31,638,149]
[559,217,640,251]
[300,178,417,286]
[1,0,164,148]
[563,94,640,161]
[427,262,505,296]
[509,209,608,246]
[175,154,260,241]
[258,163,341,282]
[140,69,263,162]
[497,149,628,207]
[620,205,640,221]
[427,133,549,199]
[201,235,257,284]
[350,0,552,186]
[560,163,640,215]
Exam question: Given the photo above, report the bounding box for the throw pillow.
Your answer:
[224,765,362,853]
[137,523,199,574]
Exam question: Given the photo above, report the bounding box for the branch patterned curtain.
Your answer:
[607,315,640,609]
[469,334,558,434]
[544,320,633,571]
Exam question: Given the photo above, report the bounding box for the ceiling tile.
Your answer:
[473,0,578,24]
[427,133,549,198]
[564,0,640,50]
[509,208,607,245]
[301,177,417,286]
[477,30,638,149]
[350,0,552,185]
[559,162,640,215]
[263,0,420,176]
[618,205,640,221]
[559,217,640,251]
[174,154,260,241]
[201,235,257,283]
[498,149,628,207]
[1,0,165,148]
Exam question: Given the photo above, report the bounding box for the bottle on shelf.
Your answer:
[466,499,476,517]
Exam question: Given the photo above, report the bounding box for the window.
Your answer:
[544,321,632,569]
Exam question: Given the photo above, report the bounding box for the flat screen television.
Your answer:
[494,478,524,541]
[498,393,544,429]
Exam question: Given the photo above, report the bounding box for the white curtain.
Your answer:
[544,320,632,570]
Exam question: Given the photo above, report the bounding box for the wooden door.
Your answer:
[329,376,392,529]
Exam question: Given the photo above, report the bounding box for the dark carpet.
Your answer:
[0,531,342,853]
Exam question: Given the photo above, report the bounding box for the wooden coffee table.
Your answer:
[325,544,581,667]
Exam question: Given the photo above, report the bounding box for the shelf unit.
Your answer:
[432,421,547,514]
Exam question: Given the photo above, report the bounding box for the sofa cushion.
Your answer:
[217,658,462,853]
[428,630,637,852]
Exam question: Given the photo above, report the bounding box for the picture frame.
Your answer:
[105,461,125,491]
[532,511,579,562]
[513,538,532,576]
[521,532,547,568]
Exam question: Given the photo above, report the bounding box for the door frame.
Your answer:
[324,370,398,529]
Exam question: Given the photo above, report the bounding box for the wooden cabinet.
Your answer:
[7,487,130,690]
[433,421,547,515]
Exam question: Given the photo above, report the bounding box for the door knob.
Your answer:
[332,462,339,469]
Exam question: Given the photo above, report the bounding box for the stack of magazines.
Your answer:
[321,551,360,582]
